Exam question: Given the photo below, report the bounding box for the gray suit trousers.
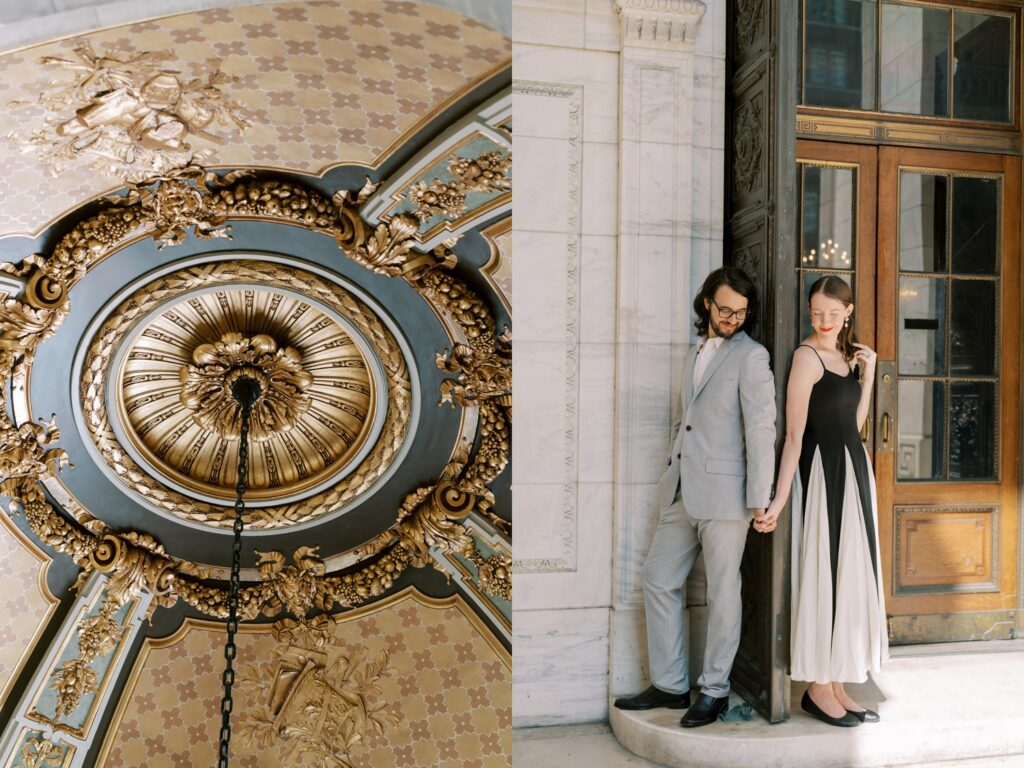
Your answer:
[642,491,749,698]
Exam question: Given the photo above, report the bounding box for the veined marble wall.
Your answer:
[512,0,726,726]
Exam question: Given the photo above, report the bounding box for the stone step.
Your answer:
[610,645,1024,768]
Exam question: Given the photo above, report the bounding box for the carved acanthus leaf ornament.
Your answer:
[0,169,510,624]
[180,332,314,441]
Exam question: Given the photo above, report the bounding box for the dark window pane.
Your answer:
[800,271,855,339]
[899,173,947,272]
[954,11,1012,122]
[899,277,945,375]
[881,4,949,117]
[804,0,877,109]
[801,165,856,271]
[949,381,996,479]
[951,280,996,375]
[898,379,945,480]
[951,177,999,275]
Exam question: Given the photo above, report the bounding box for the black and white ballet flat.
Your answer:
[846,708,880,723]
[800,691,860,727]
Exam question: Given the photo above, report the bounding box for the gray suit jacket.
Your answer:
[655,330,776,519]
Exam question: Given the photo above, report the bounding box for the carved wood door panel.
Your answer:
[725,0,798,723]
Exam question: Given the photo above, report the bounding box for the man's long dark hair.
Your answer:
[693,266,758,337]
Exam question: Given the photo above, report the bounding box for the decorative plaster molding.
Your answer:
[615,0,706,49]
[510,80,582,574]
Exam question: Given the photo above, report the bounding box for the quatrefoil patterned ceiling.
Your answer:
[0,2,511,766]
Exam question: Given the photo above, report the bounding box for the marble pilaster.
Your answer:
[512,0,621,726]
[609,0,723,695]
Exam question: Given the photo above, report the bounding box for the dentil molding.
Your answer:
[615,0,706,49]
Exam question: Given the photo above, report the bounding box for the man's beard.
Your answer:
[710,317,741,339]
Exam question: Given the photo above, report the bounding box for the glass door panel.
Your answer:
[878,146,1019,642]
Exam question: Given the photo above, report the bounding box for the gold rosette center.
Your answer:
[114,285,380,503]
[179,332,314,442]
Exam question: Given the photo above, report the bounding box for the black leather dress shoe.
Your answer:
[801,691,860,727]
[614,685,690,710]
[846,708,880,723]
[679,692,729,727]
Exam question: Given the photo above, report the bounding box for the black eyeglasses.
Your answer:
[710,298,749,320]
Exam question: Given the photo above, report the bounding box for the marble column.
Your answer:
[511,0,622,726]
[512,0,725,726]
[609,0,725,696]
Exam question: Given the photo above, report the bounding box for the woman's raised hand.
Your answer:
[852,342,877,371]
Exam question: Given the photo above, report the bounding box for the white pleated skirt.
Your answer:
[790,445,888,683]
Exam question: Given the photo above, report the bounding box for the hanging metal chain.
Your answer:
[217,393,254,768]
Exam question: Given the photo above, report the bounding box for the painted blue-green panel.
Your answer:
[32,590,131,729]
[390,134,511,233]
[9,729,72,768]
[452,535,510,621]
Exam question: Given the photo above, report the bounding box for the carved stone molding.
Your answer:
[509,81,582,575]
[735,0,766,53]
[615,0,707,50]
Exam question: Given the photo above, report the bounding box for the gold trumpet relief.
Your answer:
[7,43,248,181]
[238,626,397,768]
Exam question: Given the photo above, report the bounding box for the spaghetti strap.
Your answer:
[798,344,826,373]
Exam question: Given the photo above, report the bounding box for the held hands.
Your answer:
[753,500,782,534]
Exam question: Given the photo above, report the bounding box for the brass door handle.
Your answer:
[874,361,896,453]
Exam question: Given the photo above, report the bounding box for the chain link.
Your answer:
[217,396,253,768]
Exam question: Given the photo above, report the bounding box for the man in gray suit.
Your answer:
[614,267,776,727]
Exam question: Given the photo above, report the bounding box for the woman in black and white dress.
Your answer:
[754,275,887,727]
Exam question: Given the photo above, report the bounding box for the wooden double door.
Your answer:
[797,140,1021,644]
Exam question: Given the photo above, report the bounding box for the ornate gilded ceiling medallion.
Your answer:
[180,332,314,442]
[114,289,374,502]
[79,260,413,527]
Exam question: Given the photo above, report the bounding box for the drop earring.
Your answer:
[844,316,850,328]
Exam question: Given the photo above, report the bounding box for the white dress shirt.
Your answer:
[692,335,724,390]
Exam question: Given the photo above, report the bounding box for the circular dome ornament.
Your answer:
[78,260,412,527]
